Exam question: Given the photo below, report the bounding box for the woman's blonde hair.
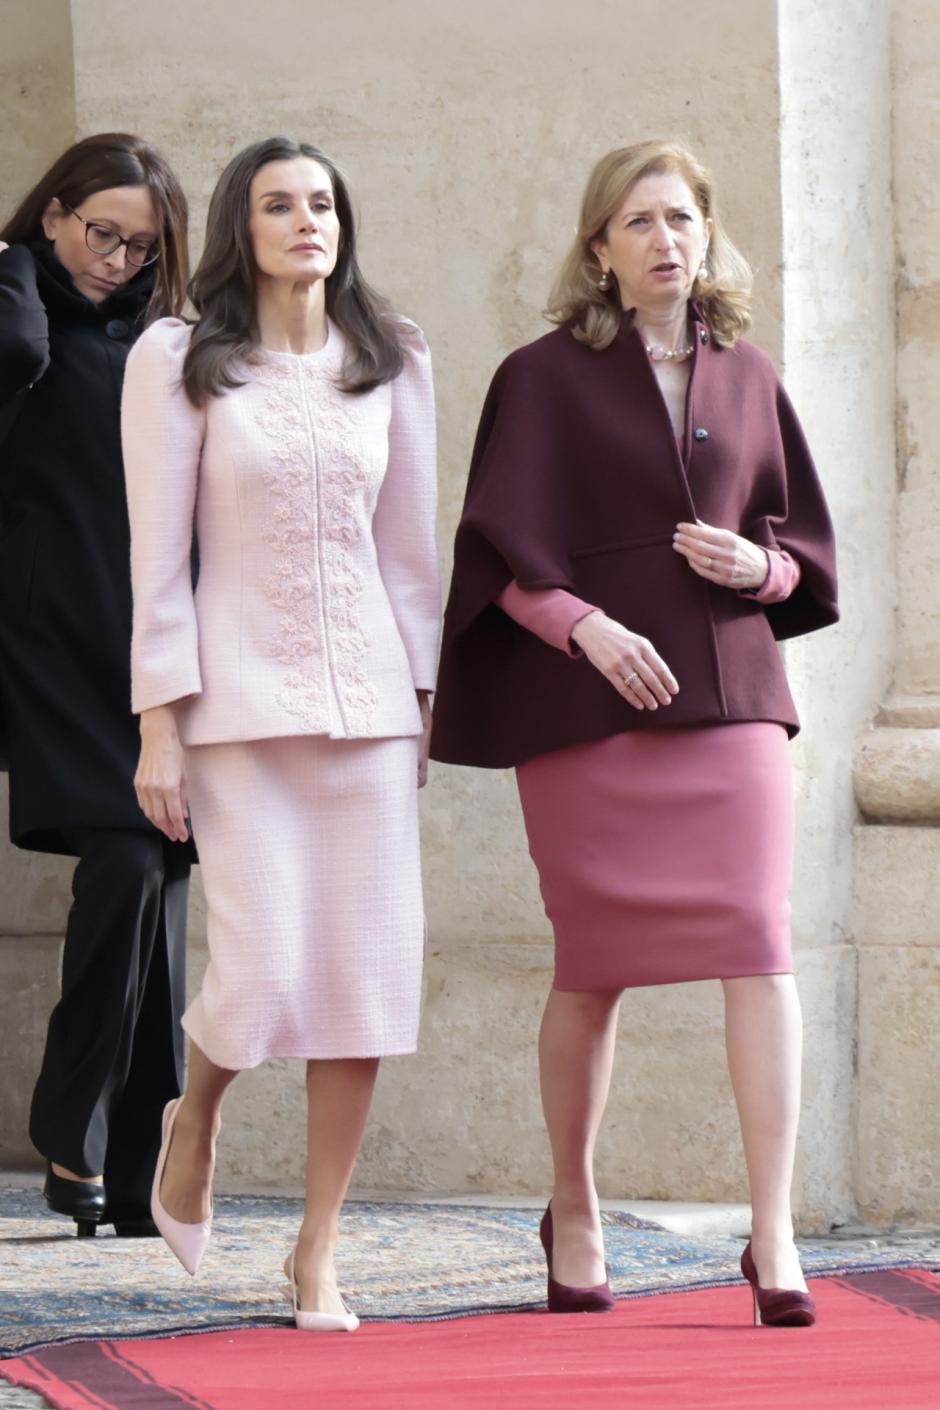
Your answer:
[546,139,753,349]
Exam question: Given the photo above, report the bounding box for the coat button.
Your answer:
[693,427,709,442]
[105,318,130,339]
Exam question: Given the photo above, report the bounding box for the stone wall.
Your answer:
[0,0,75,217]
[0,0,932,1228]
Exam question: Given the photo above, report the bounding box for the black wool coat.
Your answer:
[430,308,839,770]
[0,240,194,857]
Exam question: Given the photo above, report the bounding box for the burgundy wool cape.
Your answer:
[430,307,839,770]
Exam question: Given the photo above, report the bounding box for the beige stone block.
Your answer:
[0,0,75,216]
[793,945,857,1230]
[877,696,940,728]
[856,947,940,1225]
[0,777,75,934]
[854,727,940,821]
[894,0,940,696]
[0,936,62,1167]
[421,767,547,947]
[853,826,940,947]
[0,839,74,936]
[896,487,940,694]
[892,0,940,285]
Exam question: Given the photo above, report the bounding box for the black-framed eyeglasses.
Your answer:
[61,202,160,267]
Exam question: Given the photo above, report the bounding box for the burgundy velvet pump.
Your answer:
[740,1240,817,1327]
[539,1206,615,1314]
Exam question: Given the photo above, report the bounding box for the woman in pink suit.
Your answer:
[121,137,440,1331]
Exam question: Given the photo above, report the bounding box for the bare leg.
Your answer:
[158,1041,237,1224]
[287,1057,380,1317]
[539,987,622,1287]
[723,973,807,1291]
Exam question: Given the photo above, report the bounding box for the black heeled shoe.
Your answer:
[741,1241,817,1327]
[539,1205,615,1314]
[42,1164,106,1237]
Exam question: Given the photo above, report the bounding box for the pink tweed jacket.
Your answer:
[121,317,440,746]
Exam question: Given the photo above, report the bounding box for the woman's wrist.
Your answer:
[139,704,179,734]
[569,609,604,649]
[739,548,771,595]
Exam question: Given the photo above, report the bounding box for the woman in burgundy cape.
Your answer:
[431,140,838,1328]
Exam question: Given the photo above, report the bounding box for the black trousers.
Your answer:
[29,828,189,1213]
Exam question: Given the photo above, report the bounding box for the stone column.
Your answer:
[851,0,940,1225]
[778,0,896,1224]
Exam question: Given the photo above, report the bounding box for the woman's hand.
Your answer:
[672,520,769,591]
[417,689,433,788]
[135,705,189,842]
[570,611,679,710]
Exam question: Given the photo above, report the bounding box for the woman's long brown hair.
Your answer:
[1,132,189,322]
[182,136,405,407]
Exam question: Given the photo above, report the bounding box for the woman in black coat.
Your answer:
[0,133,192,1236]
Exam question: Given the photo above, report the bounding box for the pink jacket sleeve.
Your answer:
[743,547,802,606]
[372,323,441,691]
[497,582,598,656]
[121,319,206,714]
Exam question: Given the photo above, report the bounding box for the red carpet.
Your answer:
[3,1270,938,1410]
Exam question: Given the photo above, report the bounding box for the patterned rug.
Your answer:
[1,1189,937,1356]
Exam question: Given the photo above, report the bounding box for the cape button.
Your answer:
[105,318,130,339]
[693,427,709,442]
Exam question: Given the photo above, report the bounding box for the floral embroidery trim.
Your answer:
[254,353,378,734]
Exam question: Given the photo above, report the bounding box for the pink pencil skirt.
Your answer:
[516,723,793,991]
[182,733,424,1069]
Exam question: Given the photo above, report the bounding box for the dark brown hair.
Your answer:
[182,136,405,406]
[0,132,189,322]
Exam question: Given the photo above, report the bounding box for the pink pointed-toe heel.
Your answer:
[740,1240,817,1327]
[284,1251,359,1333]
[150,1098,213,1277]
[539,1205,615,1314]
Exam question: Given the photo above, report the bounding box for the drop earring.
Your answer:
[598,269,611,291]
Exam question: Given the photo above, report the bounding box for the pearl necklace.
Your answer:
[645,342,694,363]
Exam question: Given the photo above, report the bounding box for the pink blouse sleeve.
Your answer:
[497,581,599,657]
[742,547,802,605]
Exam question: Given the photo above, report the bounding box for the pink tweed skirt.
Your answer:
[516,722,793,991]
[182,734,423,1069]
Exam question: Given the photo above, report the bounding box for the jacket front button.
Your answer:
[105,318,130,339]
[694,427,709,442]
